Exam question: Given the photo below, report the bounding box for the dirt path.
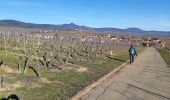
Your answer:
[81,47,170,100]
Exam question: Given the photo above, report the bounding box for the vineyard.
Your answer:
[0,31,143,100]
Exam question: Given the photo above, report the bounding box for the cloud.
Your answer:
[66,17,81,21]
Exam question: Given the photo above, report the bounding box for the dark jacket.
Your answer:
[129,47,137,56]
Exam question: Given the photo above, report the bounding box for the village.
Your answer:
[32,30,170,51]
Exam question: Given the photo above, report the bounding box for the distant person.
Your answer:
[129,45,137,64]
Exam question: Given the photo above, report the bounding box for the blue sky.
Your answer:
[0,0,170,31]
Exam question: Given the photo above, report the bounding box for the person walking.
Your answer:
[129,45,137,64]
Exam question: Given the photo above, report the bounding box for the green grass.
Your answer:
[157,48,170,65]
[0,46,145,100]
[0,51,18,68]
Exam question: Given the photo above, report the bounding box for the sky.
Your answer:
[0,0,170,31]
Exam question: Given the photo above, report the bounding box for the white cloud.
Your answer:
[66,17,81,22]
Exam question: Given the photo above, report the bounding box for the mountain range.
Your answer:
[0,19,170,36]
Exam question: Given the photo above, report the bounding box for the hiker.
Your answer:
[129,45,137,64]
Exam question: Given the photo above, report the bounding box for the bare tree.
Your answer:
[18,56,22,71]
[23,35,27,55]
[3,33,7,56]
[36,50,41,77]
[0,61,4,88]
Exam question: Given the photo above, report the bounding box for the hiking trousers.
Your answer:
[130,54,135,64]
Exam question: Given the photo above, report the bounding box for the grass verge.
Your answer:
[157,48,170,65]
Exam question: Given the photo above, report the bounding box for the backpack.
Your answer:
[130,48,135,55]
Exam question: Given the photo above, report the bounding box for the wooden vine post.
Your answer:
[0,61,4,88]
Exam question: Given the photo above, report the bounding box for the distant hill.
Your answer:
[0,20,91,31]
[0,19,170,36]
